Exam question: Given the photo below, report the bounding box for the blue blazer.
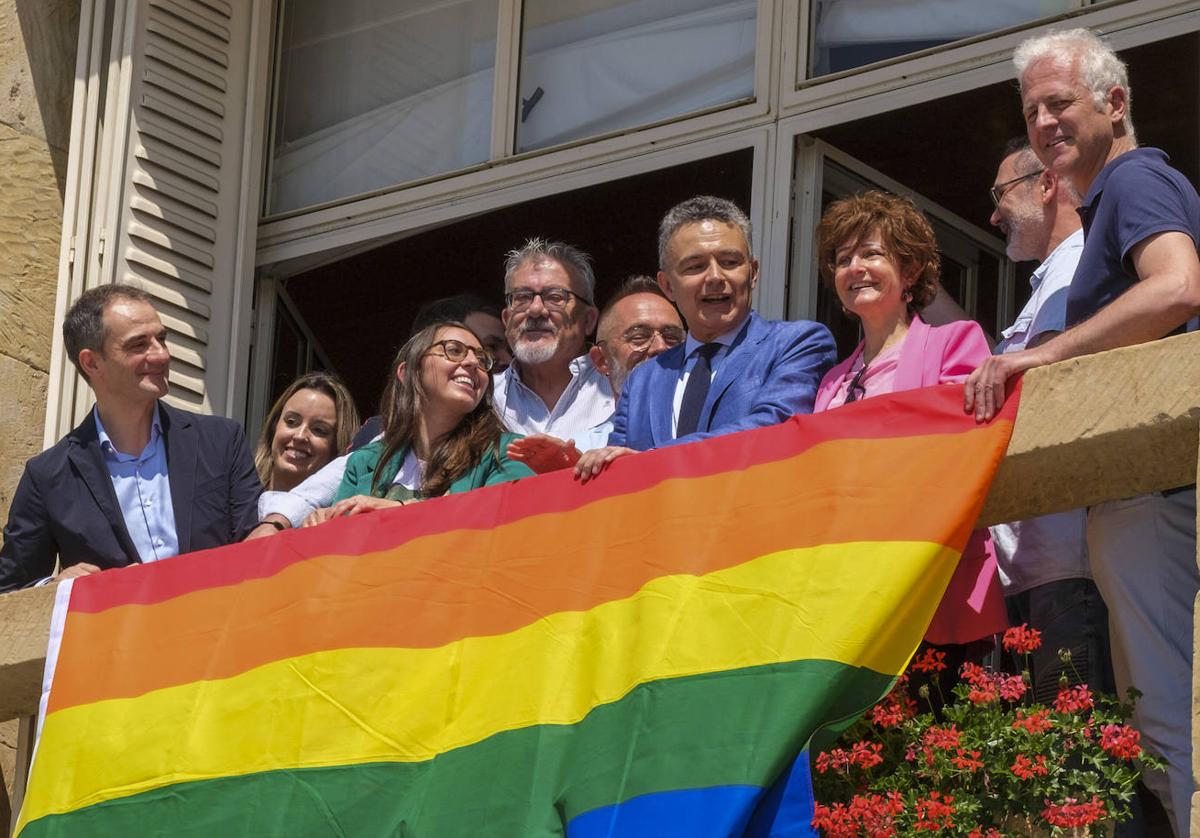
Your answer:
[608,311,837,450]
[0,402,262,591]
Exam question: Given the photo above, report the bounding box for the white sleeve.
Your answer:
[257,453,351,528]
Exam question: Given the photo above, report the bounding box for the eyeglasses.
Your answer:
[989,168,1044,207]
[426,339,494,372]
[505,287,593,312]
[608,325,686,351]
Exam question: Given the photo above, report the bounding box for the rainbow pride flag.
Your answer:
[16,385,1016,837]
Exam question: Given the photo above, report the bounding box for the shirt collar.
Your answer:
[1030,228,1085,291]
[507,353,594,388]
[1081,147,1169,211]
[94,404,163,459]
[683,314,751,359]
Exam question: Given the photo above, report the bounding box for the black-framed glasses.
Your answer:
[606,325,686,351]
[504,287,593,312]
[989,168,1044,207]
[426,339,494,372]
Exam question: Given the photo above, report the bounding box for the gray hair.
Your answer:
[657,196,753,271]
[1013,28,1135,142]
[503,237,596,303]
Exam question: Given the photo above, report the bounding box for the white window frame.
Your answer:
[258,0,777,226]
[778,0,1200,120]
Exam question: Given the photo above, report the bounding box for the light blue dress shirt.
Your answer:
[94,406,179,564]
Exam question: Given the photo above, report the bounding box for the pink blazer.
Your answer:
[816,317,1008,645]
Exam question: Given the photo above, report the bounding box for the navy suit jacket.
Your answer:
[0,402,262,592]
[608,311,836,450]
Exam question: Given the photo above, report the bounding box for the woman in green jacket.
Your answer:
[320,320,532,521]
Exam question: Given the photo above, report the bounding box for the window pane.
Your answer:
[517,0,756,153]
[268,0,498,215]
[807,0,1078,79]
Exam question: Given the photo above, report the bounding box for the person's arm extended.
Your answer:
[254,452,352,531]
[965,231,1200,421]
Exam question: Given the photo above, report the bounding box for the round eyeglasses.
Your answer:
[426,339,494,372]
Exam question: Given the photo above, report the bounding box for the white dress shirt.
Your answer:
[990,229,1089,594]
[492,354,614,447]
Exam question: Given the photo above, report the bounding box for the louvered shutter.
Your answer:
[47,0,262,439]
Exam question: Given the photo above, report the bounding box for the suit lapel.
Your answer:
[67,412,140,561]
[700,313,760,431]
[894,316,933,391]
[650,348,684,447]
[163,405,198,555]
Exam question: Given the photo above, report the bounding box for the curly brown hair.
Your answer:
[816,191,940,319]
[371,321,506,499]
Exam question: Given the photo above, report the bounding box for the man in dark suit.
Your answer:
[575,195,836,478]
[0,284,261,592]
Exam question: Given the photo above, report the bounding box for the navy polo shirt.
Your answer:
[1067,148,1200,327]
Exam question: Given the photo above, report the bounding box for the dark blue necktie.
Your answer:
[676,343,721,438]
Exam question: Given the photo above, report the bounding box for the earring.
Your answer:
[902,289,913,303]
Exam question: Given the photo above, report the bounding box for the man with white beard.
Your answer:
[492,238,615,442]
[987,139,1113,705]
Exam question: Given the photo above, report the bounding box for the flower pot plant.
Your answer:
[811,626,1163,836]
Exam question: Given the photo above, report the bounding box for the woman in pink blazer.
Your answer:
[813,191,1007,658]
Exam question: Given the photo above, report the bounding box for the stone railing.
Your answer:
[1,330,1197,833]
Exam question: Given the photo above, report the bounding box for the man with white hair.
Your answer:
[967,29,1200,833]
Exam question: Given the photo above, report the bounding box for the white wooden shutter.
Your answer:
[46,0,265,441]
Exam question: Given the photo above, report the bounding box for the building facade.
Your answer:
[1,0,1199,819]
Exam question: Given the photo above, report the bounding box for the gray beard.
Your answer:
[513,335,560,365]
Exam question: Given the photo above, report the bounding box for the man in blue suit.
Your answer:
[0,284,261,592]
[576,195,836,478]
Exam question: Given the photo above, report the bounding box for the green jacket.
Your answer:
[333,432,533,503]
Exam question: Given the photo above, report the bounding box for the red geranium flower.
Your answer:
[851,740,885,770]
[1042,795,1106,828]
[951,748,984,772]
[923,724,961,750]
[998,673,1028,702]
[1011,753,1049,779]
[1003,624,1043,654]
[913,791,955,831]
[1012,708,1053,734]
[1054,684,1094,714]
[911,648,948,673]
[1099,724,1143,760]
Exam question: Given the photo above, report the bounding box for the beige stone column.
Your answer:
[0,0,80,822]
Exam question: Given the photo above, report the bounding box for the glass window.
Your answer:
[268,0,498,215]
[516,0,757,153]
[806,0,1080,79]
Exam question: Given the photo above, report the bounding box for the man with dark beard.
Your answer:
[492,238,615,443]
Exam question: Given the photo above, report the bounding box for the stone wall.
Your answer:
[0,0,80,824]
